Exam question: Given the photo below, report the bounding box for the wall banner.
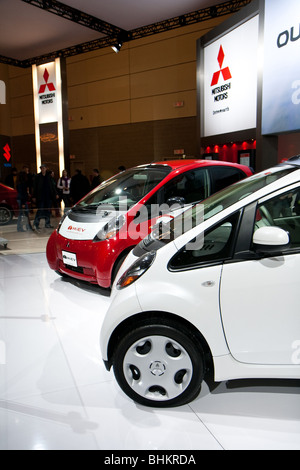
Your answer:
[32,59,65,174]
[34,62,58,125]
[202,15,259,137]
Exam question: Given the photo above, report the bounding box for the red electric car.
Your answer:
[0,183,18,225]
[47,160,253,288]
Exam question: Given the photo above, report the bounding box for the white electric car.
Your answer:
[100,157,300,407]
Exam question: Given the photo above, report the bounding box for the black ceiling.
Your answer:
[0,0,252,68]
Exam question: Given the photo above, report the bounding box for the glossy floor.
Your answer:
[0,217,60,256]
[0,252,300,450]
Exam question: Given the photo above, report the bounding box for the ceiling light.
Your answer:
[112,41,122,53]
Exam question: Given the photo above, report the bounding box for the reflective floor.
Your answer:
[0,221,300,450]
[0,215,60,256]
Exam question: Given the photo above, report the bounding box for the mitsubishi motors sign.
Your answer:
[262,0,300,134]
[35,62,59,124]
[202,15,259,137]
[32,58,66,174]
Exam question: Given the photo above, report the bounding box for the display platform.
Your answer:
[0,252,299,450]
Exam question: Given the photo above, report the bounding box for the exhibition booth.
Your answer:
[0,0,299,451]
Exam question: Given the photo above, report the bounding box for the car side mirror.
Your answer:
[166,196,186,208]
[253,226,290,255]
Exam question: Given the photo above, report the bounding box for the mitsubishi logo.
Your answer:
[149,361,166,377]
[39,68,56,94]
[3,143,11,162]
[211,45,232,86]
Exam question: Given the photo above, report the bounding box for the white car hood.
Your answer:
[59,203,191,241]
[59,209,125,240]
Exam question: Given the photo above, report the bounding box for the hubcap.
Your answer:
[149,361,166,377]
[123,334,193,402]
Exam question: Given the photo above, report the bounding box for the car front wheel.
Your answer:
[112,320,205,407]
[0,206,13,225]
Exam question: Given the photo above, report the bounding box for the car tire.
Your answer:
[0,206,13,225]
[112,319,205,407]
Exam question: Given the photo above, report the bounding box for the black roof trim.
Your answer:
[279,156,300,168]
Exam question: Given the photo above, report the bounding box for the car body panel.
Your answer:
[213,354,300,382]
[100,162,300,392]
[0,183,18,217]
[220,253,300,365]
[135,262,229,357]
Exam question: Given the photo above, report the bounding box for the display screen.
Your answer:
[262,0,300,134]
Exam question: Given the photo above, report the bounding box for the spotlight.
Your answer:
[210,6,218,18]
[179,16,186,26]
[112,41,123,53]
[42,0,52,9]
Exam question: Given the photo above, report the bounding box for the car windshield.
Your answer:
[73,165,171,212]
[200,166,295,221]
[136,165,296,253]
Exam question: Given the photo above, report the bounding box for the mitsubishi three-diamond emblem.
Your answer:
[39,68,56,94]
[211,45,232,87]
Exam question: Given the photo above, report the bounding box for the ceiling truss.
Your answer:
[0,0,252,68]
[22,0,126,37]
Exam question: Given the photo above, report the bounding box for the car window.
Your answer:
[133,191,159,224]
[160,168,210,205]
[169,211,241,270]
[76,166,171,211]
[209,166,248,193]
[255,187,300,249]
[134,166,297,258]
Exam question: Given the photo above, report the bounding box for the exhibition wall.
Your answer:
[198,0,300,170]
[0,16,230,180]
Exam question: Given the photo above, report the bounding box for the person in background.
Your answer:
[16,170,32,232]
[70,169,91,204]
[32,164,59,229]
[91,168,102,190]
[22,165,34,197]
[57,169,71,209]
[49,170,61,217]
[5,167,18,189]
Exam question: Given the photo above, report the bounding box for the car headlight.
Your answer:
[93,215,126,242]
[117,251,156,289]
[57,210,71,234]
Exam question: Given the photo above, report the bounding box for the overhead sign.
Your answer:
[202,15,259,137]
[262,0,300,134]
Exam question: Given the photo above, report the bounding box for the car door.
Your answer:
[208,165,249,194]
[133,168,211,239]
[220,185,300,366]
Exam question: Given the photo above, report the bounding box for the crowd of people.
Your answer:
[4,165,103,232]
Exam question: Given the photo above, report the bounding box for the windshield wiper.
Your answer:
[72,204,98,213]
